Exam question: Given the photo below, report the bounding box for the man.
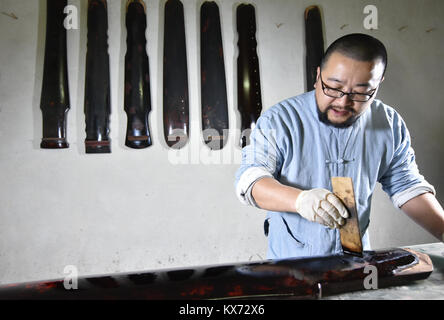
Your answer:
[235,33,444,259]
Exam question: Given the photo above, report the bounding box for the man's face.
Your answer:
[314,52,385,128]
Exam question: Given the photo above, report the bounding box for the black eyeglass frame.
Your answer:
[319,72,379,102]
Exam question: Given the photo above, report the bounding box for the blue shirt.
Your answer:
[235,90,432,259]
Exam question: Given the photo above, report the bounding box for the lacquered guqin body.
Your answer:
[84,0,111,153]
[124,0,152,149]
[237,4,262,148]
[304,6,324,91]
[163,0,189,149]
[200,1,229,150]
[0,248,433,299]
[40,0,70,149]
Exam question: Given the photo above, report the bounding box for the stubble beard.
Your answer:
[317,105,359,128]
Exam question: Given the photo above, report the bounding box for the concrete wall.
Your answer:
[0,0,442,284]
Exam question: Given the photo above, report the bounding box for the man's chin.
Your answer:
[318,109,357,128]
[327,120,353,128]
[328,115,354,128]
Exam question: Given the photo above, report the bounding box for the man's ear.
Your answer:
[314,67,321,88]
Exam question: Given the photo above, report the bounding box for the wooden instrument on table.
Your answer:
[0,248,432,299]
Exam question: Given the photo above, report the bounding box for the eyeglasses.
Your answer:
[319,73,378,102]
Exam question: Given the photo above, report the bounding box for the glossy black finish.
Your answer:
[0,248,432,300]
[40,0,70,149]
[237,4,262,148]
[84,0,111,153]
[304,6,324,91]
[163,0,189,149]
[124,0,152,149]
[200,1,228,150]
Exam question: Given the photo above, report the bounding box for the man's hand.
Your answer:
[295,188,349,229]
[250,178,350,228]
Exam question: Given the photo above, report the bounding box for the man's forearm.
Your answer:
[251,177,302,212]
[400,192,444,242]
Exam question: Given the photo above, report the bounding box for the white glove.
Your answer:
[295,188,349,229]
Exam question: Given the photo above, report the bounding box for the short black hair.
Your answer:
[320,33,388,76]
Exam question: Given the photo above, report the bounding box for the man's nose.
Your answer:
[334,94,353,107]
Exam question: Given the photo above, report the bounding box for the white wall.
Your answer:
[0,0,442,284]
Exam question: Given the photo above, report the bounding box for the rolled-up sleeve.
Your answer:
[234,114,284,207]
[378,111,435,207]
